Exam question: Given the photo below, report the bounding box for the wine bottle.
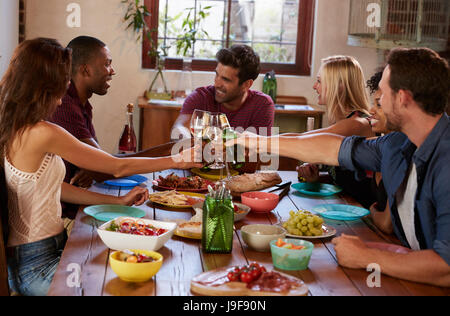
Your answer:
[118,103,137,154]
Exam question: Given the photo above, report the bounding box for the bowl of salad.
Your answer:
[110,249,163,282]
[97,217,176,251]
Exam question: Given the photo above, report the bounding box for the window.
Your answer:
[143,0,315,76]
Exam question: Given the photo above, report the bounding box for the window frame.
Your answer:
[142,0,316,76]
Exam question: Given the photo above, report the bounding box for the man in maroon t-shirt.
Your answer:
[50,36,115,219]
[50,36,115,188]
[171,45,275,139]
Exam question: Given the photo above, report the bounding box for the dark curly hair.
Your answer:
[367,69,384,95]
[216,45,260,85]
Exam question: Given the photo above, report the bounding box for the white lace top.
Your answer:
[4,153,66,247]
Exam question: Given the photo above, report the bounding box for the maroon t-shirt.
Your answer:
[50,82,98,184]
[49,82,98,219]
[180,86,275,135]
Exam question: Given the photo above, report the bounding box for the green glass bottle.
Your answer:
[202,193,234,253]
[263,70,277,103]
[223,128,244,169]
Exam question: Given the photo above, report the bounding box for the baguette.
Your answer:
[224,172,282,195]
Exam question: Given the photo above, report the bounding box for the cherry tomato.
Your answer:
[240,271,253,284]
[250,268,262,280]
[250,262,260,269]
[227,272,238,282]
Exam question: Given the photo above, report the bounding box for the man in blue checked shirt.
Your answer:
[230,47,450,287]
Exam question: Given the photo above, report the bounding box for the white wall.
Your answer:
[25,0,379,154]
[0,0,19,78]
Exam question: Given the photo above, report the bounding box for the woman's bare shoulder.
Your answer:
[21,121,72,149]
[32,121,68,136]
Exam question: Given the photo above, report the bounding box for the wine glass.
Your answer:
[190,109,209,139]
[218,113,231,130]
[190,110,211,163]
[204,113,225,170]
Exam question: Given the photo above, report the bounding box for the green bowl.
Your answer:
[270,238,314,271]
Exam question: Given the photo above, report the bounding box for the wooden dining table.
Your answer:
[47,169,449,297]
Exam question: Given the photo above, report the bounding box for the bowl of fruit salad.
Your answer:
[270,238,314,271]
[98,217,176,251]
[110,249,163,282]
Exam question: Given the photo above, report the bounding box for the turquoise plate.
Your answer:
[104,175,148,188]
[311,204,370,221]
[83,205,146,222]
[292,183,342,197]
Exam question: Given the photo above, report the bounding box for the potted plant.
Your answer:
[122,0,171,100]
[122,0,211,100]
[172,5,211,101]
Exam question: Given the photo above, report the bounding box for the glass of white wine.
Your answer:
[190,109,210,139]
[204,113,225,170]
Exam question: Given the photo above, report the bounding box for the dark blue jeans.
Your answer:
[7,231,67,296]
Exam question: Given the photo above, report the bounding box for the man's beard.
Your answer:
[215,87,243,104]
[385,103,402,132]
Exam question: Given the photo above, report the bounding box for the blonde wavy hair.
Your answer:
[320,55,370,124]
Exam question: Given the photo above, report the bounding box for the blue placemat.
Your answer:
[311,204,370,221]
[104,175,148,188]
[292,183,342,197]
[83,204,146,222]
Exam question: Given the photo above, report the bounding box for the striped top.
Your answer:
[180,86,275,136]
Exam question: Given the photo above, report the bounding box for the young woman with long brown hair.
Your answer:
[0,38,200,296]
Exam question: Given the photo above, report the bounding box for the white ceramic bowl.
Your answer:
[241,224,287,252]
[97,217,177,251]
[233,203,251,222]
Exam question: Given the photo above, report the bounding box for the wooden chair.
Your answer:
[0,167,10,296]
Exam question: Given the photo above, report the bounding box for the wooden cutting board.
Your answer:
[190,267,308,296]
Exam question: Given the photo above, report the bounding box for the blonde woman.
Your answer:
[296,56,376,208]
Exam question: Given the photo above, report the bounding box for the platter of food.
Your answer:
[223,172,282,197]
[281,210,336,239]
[190,262,308,296]
[152,173,215,193]
[282,223,337,240]
[175,221,202,240]
[171,202,251,240]
[190,167,239,181]
[148,190,205,209]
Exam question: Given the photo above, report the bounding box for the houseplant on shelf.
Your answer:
[122,0,211,101]
[122,0,171,100]
[172,4,211,101]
